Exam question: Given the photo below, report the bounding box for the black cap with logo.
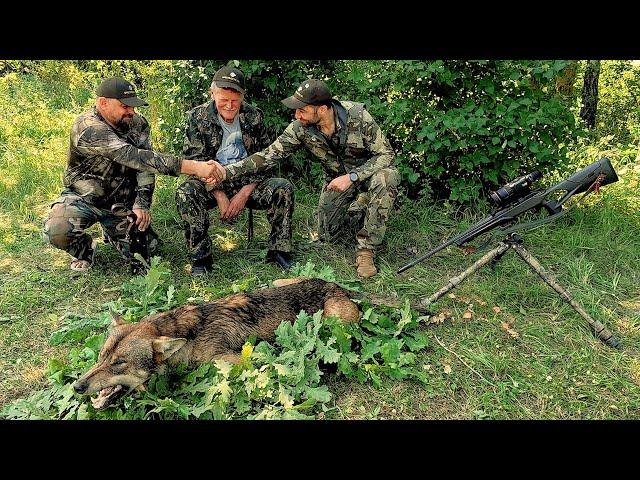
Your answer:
[211,66,245,94]
[96,77,148,107]
[282,79,333,109]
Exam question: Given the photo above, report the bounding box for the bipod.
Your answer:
[417,233,620,349]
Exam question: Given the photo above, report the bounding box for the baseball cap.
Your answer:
[282,79,333,109]
[96,77,148,107]
[211,66,245,94]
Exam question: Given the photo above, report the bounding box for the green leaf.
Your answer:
[304,386,332,403]
[403,331,430,352]
[393,300,413,336]
[380,339,403,364]
[360,339,381,361]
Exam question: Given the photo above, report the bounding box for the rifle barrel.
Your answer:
[397,214,499,273]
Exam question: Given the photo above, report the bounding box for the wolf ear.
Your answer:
[109,310,126,327]
[152,337,187,361]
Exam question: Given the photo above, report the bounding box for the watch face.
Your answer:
[350,172,358,181]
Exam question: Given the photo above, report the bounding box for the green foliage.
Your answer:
[108,255,180,319]
[323,301,430,387]
[589,61,640,145]
[335,60,582,201]
[1,260,435,420]
[49,312,111,346]
[290,260,337,282]
[3,60,640,419]
[36,59,582,204]
[0,69,91,219]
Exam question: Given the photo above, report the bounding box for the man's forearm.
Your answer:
[212,189,228,202]
[180,159,201,176]
[239,183,258,197]
[224,153,275,180]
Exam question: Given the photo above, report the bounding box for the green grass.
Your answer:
[1,70,640,419]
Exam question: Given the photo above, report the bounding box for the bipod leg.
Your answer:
[511,243,621,349]
[417,242,511,311]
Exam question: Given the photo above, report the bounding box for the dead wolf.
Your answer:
[73,278,360,410]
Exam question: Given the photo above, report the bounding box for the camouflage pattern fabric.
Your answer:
[317,167,400,251]
[178,100,290,262]
[175,177,294,263]
[64,106,183,210]
[182,100,273,190]
[43,193,159,262]
[224,100,395,183]
[44,106,178,264]
[223,99,399,251]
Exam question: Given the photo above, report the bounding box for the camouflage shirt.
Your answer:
[224,100,395,183]
[64,107,183,210]
[182,100,273,191]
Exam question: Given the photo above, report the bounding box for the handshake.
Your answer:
[181,159,227,185]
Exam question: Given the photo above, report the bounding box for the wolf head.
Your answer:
[72,313,186,410]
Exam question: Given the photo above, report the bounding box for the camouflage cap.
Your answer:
[211,66,245,94]
[96,77,148,107]
[282,79,333,109]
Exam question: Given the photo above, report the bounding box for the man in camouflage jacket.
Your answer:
[176,66,295,276]
[43,77,223,273]
[216,79,400,278]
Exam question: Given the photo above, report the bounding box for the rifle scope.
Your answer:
[490,170,542,207]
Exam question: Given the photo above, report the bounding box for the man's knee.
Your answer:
[369,168,401,190]
[263,177,293,195]
[272,178,294,200]
[43,216,73,250]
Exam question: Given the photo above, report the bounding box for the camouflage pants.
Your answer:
[175,177,294,263]
[43,192,159,263]
[317,167,400,252]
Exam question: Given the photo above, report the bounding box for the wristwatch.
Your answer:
[349,171,359,182]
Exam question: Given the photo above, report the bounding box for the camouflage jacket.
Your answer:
[224,100,395,183]
[64,107,183,210]
[182,100,273,192]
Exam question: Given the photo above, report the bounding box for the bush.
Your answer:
[4,60,585,204]
[136,60,582,203]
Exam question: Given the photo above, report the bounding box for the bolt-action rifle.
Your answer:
[398,157,618,273]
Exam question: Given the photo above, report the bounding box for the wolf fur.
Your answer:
[73,278,360,409]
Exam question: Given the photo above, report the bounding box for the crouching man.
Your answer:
[44,76,224,273]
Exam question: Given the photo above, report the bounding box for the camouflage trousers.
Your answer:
[175,177,294,263]
[318,167,400,252]
[43,192,159,263]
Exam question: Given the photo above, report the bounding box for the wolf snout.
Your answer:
[73,379,89,394]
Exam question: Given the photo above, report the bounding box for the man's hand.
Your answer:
[182,159,226,183]
[200,160,226,184]
[326,174,353,193]
[213,190,230,219]
[221,184,256,221]
[132,208,151,232]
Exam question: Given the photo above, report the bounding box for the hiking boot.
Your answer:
[266,250,295,270]
[191,256,213,277]
[356,248,377,278]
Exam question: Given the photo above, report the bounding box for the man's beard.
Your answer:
[301,117,320,127]
[116,115,133,131]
